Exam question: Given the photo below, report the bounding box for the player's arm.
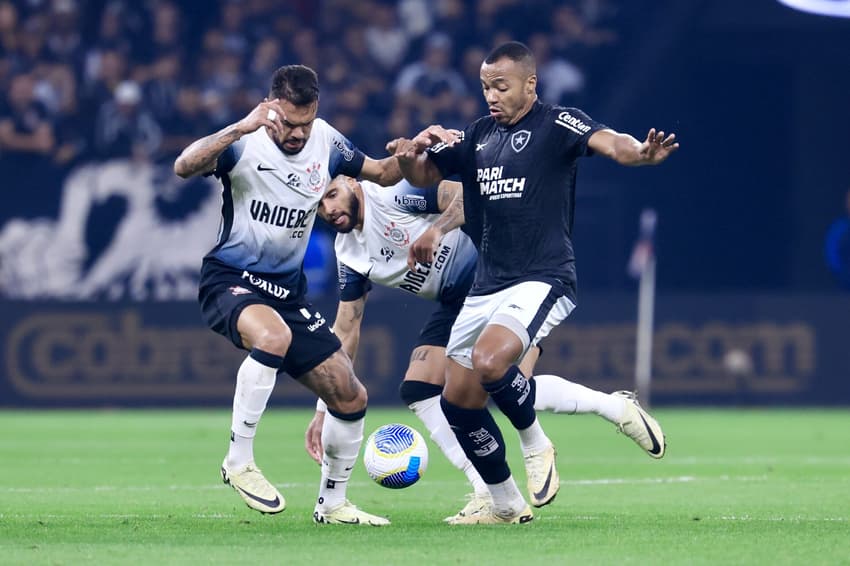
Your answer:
[386,125,460,187]
[588,128,679,167]
[332,295,368,362]
[407,180,465,269]
[359,156,403,187]
[305,294,368,464]
[173,98,285,178]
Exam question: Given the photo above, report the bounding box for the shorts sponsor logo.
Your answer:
[229,286,252,296]
[241,270,291,300]
[510,130,532,153]
[307,312,327,332]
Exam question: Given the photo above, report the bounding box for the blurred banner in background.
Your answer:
[3,292,849,407]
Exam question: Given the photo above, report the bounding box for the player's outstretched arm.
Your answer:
[407,180,465,269]
[386,125,459,187]
[173,98,286,178]
[360,155,404,187]
[588,128,679,167]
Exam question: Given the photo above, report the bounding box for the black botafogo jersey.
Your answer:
[427,100,606,302]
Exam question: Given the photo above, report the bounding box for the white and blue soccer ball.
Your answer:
[363,423,429,489]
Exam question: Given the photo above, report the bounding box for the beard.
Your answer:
[277,136,307,155]
[335,193,361,233]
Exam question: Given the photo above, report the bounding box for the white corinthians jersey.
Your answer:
[205,119,364,301]
[335,180,477,304]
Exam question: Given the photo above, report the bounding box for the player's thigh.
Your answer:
[487,280,576,362]
[237,303,292,353]
[445,294,497,370]
[406,300,458,385]
[404,345,447,386]
[297,349,366,414]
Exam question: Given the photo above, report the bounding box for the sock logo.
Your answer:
[326,479,336,489]
[468,427,499,457]
[511,374,531,405]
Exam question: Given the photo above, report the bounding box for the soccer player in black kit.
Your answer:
[391,41,679,524]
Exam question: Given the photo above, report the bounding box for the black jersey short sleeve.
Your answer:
[550,107,608,159]
[425,126,473,179]
[210,139,246,177]
[338,262,372,301]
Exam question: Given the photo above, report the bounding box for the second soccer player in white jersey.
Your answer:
[306,174,667,522]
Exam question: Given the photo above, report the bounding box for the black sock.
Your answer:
[399,380,443,405]
[440,396,511,484]
[483,366,537,430]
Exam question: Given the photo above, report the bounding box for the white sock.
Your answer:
[409,395,488,496]
[533,374,626,423]
[316,412,363,512]
[517,417,551,457]
[487,476,527,517]
[226,354,277,469]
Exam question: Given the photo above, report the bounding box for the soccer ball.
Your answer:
[363,423,429,489]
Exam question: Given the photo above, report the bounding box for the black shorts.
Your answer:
[198,261,341,378]
[415,298,463,348]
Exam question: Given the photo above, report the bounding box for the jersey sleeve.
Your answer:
[210,139,246,177]
[384,180,440,214]
[327,127,366,178]
[425,126,472,178]
[551,107,607,159]
[338,262,372,301]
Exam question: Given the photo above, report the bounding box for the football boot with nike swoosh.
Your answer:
[613,391,666,458]
[524,443,559,507]
[221,460,285,514]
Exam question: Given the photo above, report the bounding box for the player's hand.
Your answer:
[304,410,325,465]
[412,125,462,148]
[408,225,442,270]
[237,98,286,139]
[638,128,679,164]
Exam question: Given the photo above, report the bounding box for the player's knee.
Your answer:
[251,325,292,357]
[471,348,510,381]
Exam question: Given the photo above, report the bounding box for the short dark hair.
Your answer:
[269,65,319,106]
[484,41,536,73]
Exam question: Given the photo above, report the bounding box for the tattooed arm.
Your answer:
[332,295,367,362]
[406,180,464,269]
[173,98,286,178]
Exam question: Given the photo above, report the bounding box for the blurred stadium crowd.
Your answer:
[0,0,628,220]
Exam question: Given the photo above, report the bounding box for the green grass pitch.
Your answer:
[1,408,849,565]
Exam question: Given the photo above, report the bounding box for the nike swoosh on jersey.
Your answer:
[257,164,276,171]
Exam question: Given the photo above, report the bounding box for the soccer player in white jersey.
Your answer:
[390,41,677,524]
[173,65,452,525]
[303,174,668,522]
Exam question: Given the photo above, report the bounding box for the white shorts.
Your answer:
[446,280,576,370]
